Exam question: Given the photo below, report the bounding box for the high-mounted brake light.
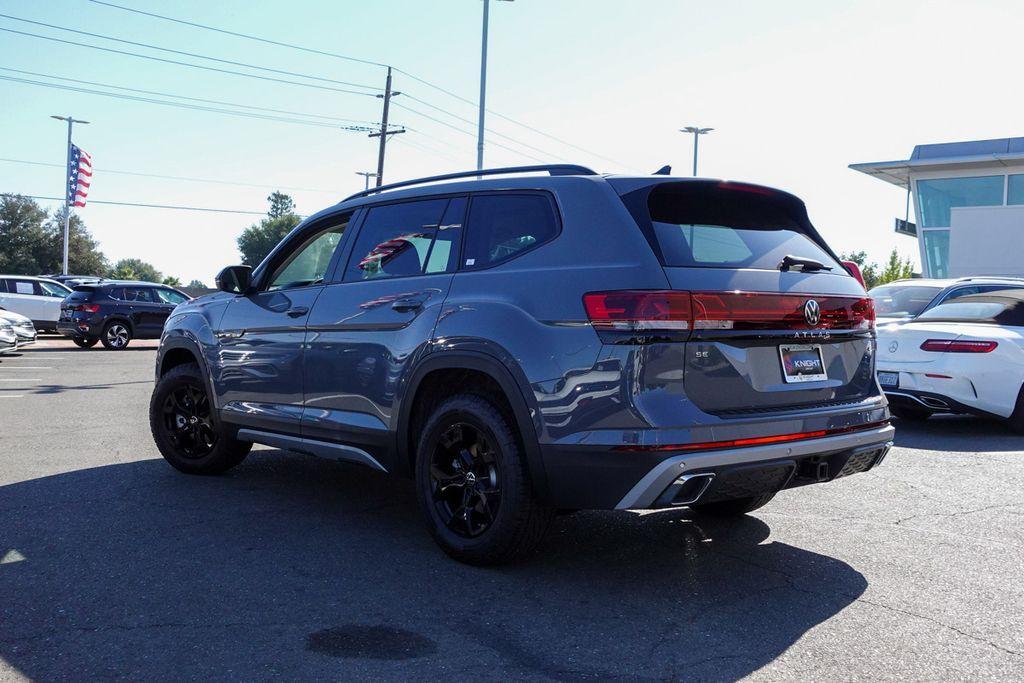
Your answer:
[716,181,777,196]
[583,291,691,332]
[920,339,998,353]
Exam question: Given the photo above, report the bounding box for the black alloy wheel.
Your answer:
[162,383,218,459]
[428,422,502,538]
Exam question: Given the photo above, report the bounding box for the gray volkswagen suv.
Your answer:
[150,165,893,564]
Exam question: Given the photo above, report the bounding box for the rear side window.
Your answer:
[110,286,154,302]
[9,279,37,295]
[629,183,841,270]
[463,194,558,269]
[345,198,463,281]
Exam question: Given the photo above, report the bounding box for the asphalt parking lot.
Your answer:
[1,339,1022,681]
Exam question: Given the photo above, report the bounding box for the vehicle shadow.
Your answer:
[0,452,867,681]
[893,414,1021,453]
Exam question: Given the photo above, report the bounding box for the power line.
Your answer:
[391,101,548,164]
[0,27,379,98]
[86,0,388,68]
[4,193,272,215]
[0,74,376,131]
[0,13,381,92]
[82,0,635,170]
[0,67,383,127]
[0,158,338,194]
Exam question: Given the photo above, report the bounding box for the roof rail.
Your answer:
[341,164,598,202]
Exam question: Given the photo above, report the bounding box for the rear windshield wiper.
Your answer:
[778,254,832,272]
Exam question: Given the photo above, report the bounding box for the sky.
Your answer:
[2,0,1023,285]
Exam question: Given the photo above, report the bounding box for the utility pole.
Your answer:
[51,114,89,275]
[355,171,378,190]
[680,126,713,176]
[369,67,404,187]
[477,0,514,171]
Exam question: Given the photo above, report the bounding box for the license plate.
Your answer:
[779,344,828,383]
[877,371,899,388]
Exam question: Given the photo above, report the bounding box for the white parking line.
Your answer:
[0,378,40,382]
[0,395,25,398]
[0,367,51,370]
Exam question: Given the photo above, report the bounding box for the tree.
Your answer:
[237,192,301,267]
[877,248,915,286]
[0,195,108,275]
[162,276,182,286]
[109,258,162,283]
[839,250,880,290]
[187,279,208,289]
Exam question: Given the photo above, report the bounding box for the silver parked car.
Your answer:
[0,309,37,346]
[0,318,18,354]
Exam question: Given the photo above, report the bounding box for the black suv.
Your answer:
[149,165,893,564]
[59,281,191,349]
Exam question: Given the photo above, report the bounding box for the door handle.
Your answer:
[391,297,425,313]
[286,306,309,318]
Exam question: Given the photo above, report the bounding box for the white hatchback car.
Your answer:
[0,275,73,332]
[876,289,1024,431]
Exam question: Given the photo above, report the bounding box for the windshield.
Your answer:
[869,284,942,317]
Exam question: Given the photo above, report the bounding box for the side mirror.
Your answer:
[841,260,866,290]
[215,265,252,294]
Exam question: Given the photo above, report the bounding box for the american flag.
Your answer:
[67,144,92,208]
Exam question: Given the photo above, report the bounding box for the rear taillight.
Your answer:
[690,293,874,331]
[74,304,100,313]
[583,291,691,335]
[920,339,998,353]
[583,290,874,341]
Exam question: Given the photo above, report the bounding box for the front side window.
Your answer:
[267,215,350,291]
[155,288,189,305]
[916,176,1004,228]
[462,194,558,269]
[344,198,452,281]
[39,281,70,297]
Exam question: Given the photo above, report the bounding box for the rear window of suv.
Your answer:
[623,182,841,270]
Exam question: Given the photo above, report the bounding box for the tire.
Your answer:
[150,362,251,475]
[1007,385,1024,435]
[889,404,933,421]
[414,393,553,565]
[690,492,776,517]
[101,321,132,350]
[72,337,98,349]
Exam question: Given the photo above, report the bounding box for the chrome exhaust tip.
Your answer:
[658,472,716,506]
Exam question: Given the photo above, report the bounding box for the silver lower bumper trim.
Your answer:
[615,424,895,510]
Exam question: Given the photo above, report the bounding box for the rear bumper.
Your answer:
[57,320,93,339]
[540,423,894,510]
[884,389,1001,419]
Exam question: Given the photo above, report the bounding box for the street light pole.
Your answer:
[680,126,713,177]
[51,114,89,275]
[355,171,378,190]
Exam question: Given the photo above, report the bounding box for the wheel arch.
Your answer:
[396,350,550,501]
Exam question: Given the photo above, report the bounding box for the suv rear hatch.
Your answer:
[612,179,876,414]
[62,287,99,319]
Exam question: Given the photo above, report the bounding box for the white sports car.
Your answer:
[876,289,1024,432]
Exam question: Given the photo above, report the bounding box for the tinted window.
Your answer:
[155,288,189,305]
[267,215,350,291]
[10,279,37,295]
[869,284,942,317]
[638,183,840,270]
[345,199,450,281]
[463,194,557,269]
[114,286,154,302]
[942,284,1024,303]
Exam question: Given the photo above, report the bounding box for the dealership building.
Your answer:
[851,137,1024,278]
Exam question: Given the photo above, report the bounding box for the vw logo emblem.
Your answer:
[889,341,899,353]
[803,299,821,326]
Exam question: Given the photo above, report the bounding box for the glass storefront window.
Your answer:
[922,230,950,278]
[916,176,1004,227]
[1008,174,1024,205]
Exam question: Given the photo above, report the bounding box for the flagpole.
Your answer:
[50,114,90,275]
